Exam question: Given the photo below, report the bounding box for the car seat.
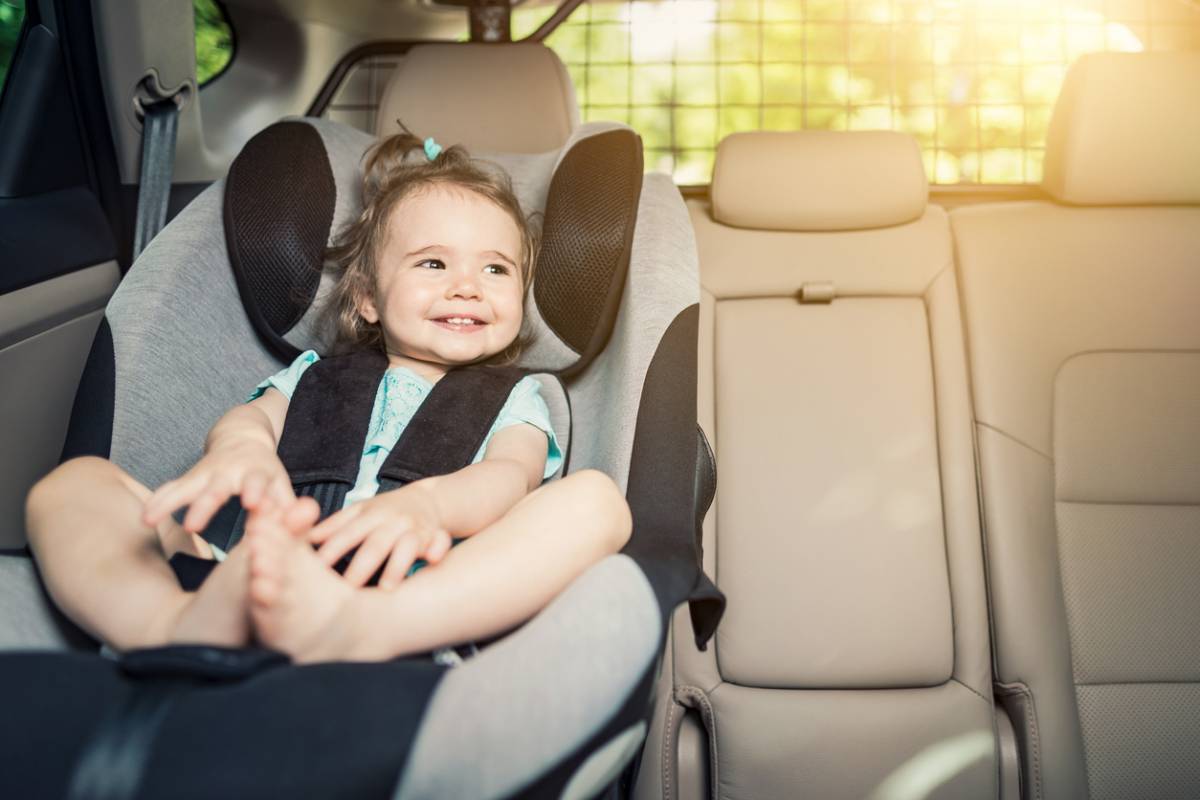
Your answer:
[0,116,723,799]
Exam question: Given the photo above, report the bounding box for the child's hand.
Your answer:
[309,486,452,589]
[143,440,293,534]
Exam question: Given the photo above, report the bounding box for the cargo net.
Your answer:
[316,0,1200,186]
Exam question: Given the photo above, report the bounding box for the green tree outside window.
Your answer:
[0,0,25,96]
[195,0,232,87]
[514,0,1172,185]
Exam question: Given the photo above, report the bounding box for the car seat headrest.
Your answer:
[1041,52,1200,206]
[223,118,642,375]
[375,43,580,154]
[711,130,928,231]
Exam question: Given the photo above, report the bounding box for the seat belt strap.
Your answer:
[131,99,180,261]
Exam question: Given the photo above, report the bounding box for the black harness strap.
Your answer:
[378,365,525,491]
[189,353,525,572]
[216,350,386,553]
[277,349,387,488]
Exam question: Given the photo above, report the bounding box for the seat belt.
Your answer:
[131,98,181,261]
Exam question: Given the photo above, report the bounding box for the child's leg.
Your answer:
[25,456,261,651]
[248,469,632,663]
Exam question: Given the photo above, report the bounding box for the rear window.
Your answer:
[516,0,1200,185]
[0,0,25,97]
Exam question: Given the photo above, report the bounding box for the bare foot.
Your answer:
[246,500,380,663]
[158,499,319,649]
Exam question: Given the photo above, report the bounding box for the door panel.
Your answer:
[0,265,118,548]
[0,5,119,550]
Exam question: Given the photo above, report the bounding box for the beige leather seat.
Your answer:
[951,52,1200,800]
[637,131,1000,799]
[374,42,579,152]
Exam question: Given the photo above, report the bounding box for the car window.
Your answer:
[0,0,25,97]
[195,0,233,86]
[513,0,1200,185]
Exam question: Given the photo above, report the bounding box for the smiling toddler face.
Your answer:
[360,183,526,370]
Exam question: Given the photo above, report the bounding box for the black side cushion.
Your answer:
[535,128,643,377]
[224,121,335,363]
[61,317,115,462]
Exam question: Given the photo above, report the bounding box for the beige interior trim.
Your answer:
[2,311,109,549]
[0,263,120,351]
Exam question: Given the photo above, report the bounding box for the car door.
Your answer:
[0,1,120,550]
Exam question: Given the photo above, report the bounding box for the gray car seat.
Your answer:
[0,116,722,799]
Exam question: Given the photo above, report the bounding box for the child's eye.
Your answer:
[416,259,446,270]
[484,263,510,276]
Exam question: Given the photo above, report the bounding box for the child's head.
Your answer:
[326,130,538,367]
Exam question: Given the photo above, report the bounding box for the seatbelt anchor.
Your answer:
[131,71,192,127]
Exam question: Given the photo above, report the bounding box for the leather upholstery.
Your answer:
[714,297,954,688]
[711,131,928,231]
[639,130,997,799]
[951,55,1200,798]
[1042,52,1200,206]
[375,43,579,153]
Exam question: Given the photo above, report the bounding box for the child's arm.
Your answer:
[142,388,292,533]
[308,422,549,589]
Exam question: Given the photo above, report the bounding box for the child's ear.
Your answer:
[358,296,380,324]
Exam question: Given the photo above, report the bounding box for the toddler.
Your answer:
[26,131,632,664]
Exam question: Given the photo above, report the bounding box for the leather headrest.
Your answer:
[711,131,927,231]
[375,43,580,154]
[1042,52,1200,206]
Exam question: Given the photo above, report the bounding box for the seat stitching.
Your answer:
[662,698,676,800]
[920,259,954,297]
[976,420,1053,461]
[997,681,1043,800]
[676,685,719,800]
[951,676,993,706]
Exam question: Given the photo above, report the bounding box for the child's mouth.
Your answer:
[432,316,487,333]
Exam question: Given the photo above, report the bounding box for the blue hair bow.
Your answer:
[423,137,443,161]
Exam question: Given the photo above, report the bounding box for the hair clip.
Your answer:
[423,137,443,162]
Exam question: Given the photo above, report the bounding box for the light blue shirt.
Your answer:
[250,350,563,508]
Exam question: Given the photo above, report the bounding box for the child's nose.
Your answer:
[447,275,482,299]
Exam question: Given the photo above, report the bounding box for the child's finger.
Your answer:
[182,477,235,532]
[268,474,295,507]
[316,514,380,566]
[143,473,206,525]
[378,533,422,590]
[241,472,267,510]
[422,529,452,564]
[342,529,399,587]
[309,504,361,545]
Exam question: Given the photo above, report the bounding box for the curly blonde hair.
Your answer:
[323,127,538,364]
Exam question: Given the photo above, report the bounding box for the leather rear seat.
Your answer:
[637,131,1000,799]
[951,51,1200,800]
